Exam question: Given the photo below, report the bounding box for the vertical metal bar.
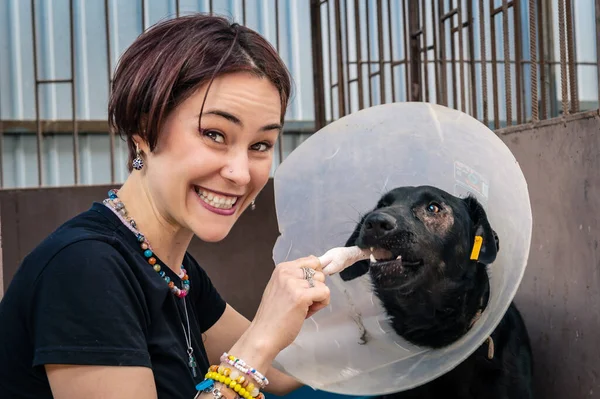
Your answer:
[141,0,146,31]
[596,0,600,106]
[334,0,346,116]
[514,0,524,124]
[538,0,547,119]
[432,1,441,103]
[365,0,373,106]
[529,0,539,121]
[354,0,364,110]
[467,1,477,118]
[479,0,488,126]
[449,7,458,108]
[310,0,326,130]
[105,0,116,183]
[376,0,385,105]
[437,0,448,105]
[31,0,43,186]
[457,2,466,112]
[209,0,213,14]
[275,0,284,163]
[343,0,351,110]
[565,0,578,112]
[489,0,499,128]
[242,0,246,25]
[175,0,180,17]
[558,0,569,115]
[403,0,411,101]
[408,0,421,101]
[69,0,79,184]
[387,0,396,103]
[502,0,512,127]
[422,0,430,103]
[327,1,335,119]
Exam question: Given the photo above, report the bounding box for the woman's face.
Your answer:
[139,71,282,242]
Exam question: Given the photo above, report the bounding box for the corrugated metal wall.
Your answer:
[1,0,599,188]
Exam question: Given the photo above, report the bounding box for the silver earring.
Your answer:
[132,142,144,170]
[251,199,256,211]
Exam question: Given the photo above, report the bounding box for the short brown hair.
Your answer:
[108,13,292,171]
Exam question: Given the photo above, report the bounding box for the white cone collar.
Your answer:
[271,103,532,396]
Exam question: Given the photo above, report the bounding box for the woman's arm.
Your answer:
[204,304,303,396]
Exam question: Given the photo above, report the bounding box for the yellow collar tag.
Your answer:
[470,235,483,260]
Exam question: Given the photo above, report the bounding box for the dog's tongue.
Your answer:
[320,246,392,275]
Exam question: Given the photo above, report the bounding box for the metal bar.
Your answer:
[310,0,326,130]
[432,0,441,103]
[141,0,146,31]
[334,0,346,116]
[403,0,411,101]
[175,0,180,17]
[69,0,80,184]
[275,0,284,164]
[387,0,397,102]
[421,0,429,102]
[366,0,373,106]
[558,0,569,115]
[327,1,335,120]
[529,0,539,121]
[538,0,547,119]
[31,0,43,186]
[354,0,364,110]
[408,0,421,101]
[457,3,466,112]
[514,0,524,124]
[596,0,600,106]
[376,0,385,105]
[565,0,578,112]
[242,0,246,25]
[490,0,500,128]
[502,0,512,126]
[209,0,213,14]
[441,9,458,21]
[438,0,448,105]
[105,0,116,183]
[37,79,73,84]
[343,0,351,110]
[467,1,477,118]
[449,4,457,109]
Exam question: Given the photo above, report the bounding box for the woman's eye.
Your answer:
[427,203,442,213]
[251,142,272,152]
[202,129,225,143]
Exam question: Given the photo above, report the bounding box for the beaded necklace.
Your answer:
[103,189,197,377]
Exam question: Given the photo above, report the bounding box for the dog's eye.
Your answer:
[427,203,442,213]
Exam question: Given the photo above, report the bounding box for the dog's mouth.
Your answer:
[367,246,424,273]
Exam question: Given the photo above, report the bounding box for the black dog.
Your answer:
[340,185,533,399]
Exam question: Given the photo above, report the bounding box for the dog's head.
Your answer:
[340,185,499,288]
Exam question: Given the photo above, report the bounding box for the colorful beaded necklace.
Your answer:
[103,189,190,298]
[103,189,198,377]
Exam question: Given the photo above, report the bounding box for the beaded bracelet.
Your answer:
[206,365,264,399]
[220,352,269,389]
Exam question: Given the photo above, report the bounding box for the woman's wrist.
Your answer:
[225,324,276,377]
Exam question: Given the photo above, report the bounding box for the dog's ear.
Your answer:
[339,214,370,281]
[463,195,498,264]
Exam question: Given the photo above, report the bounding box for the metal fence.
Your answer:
[310,0,600,131]
[0,0,314,188]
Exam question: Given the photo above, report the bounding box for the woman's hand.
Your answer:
[226,255,330,375]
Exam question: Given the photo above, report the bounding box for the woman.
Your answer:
[0,13,330,399]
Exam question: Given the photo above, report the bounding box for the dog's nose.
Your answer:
[364,212,397,238]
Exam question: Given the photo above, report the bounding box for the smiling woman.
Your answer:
[0,13,331,399]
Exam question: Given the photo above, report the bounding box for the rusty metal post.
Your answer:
[104,0,116,183]
[376,0,385,105]
[558,0,569,115]
[565,0,578,113]
[479,0,488,126]
[514,0,524,124]
[69,0,80,185]
[310,0,327,130]
[386,0,397,103]
[408,0,421,101]
[501,0,512,127]
[596,0,600,107]
[354,0,364,110]
[529,0,539,121]
[467,2,477,118]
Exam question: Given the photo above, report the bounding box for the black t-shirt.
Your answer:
[0,202,227,398]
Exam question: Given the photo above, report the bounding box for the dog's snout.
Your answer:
[364,212,397,238]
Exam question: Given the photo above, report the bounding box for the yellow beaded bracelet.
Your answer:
[206,367,263,399]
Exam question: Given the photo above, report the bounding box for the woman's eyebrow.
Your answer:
[203,109,282,132]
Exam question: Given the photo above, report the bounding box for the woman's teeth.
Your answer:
[196,189,238,209]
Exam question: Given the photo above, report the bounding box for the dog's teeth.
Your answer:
[370,254,377,264]
[396,255,402,260]
[370,247,375,252]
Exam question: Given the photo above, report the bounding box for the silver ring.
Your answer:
[301,267,316,288]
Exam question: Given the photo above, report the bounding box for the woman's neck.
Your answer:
[115,174,194,275]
